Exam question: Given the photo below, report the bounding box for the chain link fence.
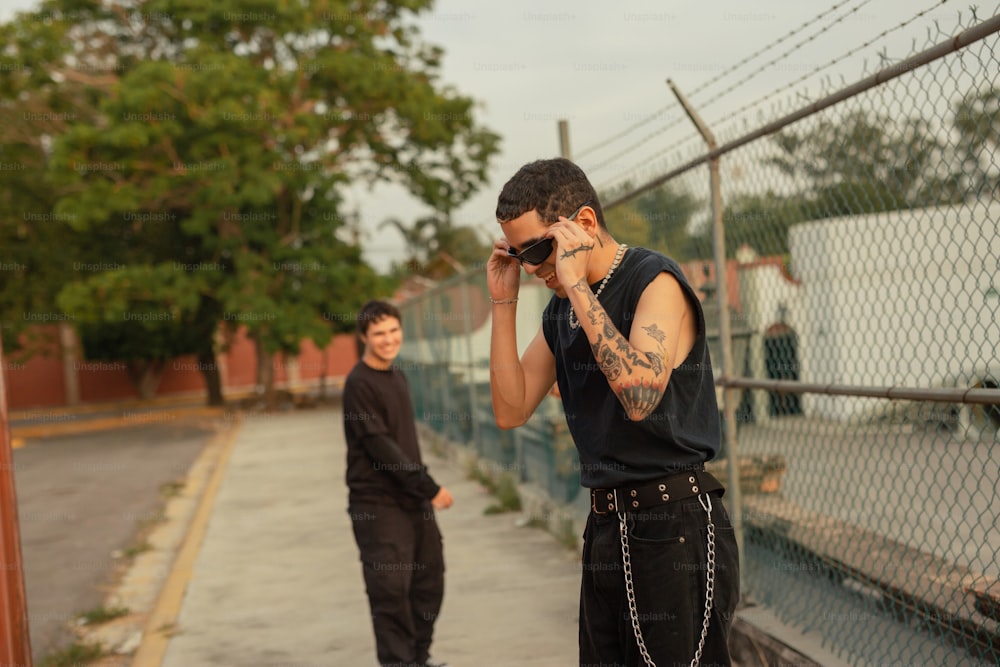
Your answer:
[398,270,587,506]
[399,9,999,666]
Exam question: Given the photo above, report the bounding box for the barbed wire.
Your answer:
[688,0,872,99]
[575,0,876,163]
[582,115,688,175]
[574,104,675,162]
[594,130,705,195]
[706,0,952,129]
[692,0,887,111]
[592,0,969,205]
[700,0,948,116]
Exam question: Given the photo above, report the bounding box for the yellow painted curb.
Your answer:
[130,416,243,667]
[10,406,226,442]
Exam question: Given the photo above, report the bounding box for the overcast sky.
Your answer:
[1,0,984,271]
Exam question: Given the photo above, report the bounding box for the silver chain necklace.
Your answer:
[568,243,627,329]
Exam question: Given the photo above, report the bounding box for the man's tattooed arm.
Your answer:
[573,282,671,421]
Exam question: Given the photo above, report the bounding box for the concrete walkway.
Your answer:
[142,406,580,667]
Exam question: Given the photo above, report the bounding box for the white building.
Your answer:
[738,200,1000,438]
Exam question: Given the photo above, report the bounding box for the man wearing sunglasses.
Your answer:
[487,158,739,666]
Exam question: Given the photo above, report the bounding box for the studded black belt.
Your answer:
[590,469,724,515]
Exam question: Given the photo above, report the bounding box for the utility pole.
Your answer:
[0,336,33,665]
[558,120,571,159]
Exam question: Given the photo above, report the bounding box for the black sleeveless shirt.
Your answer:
[542,247,721,488]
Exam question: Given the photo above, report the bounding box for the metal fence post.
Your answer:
[667,79,746,579]
[460,280,480,450]
[0,339,33,666]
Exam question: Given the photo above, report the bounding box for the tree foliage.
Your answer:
[953,86,999,199]
[601,183,702,261]
[703,102,994,257]
[57,265,209,398]
[380,212,491,280]
[0,0,499,403]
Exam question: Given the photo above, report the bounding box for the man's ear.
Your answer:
[576,205,600,236]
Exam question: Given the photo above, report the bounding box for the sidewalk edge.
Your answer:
[129,417,243,667]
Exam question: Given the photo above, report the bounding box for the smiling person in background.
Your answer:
[342,299,453,667]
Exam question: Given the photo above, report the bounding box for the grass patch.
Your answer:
[135,513,167,531]
[79,605,129,625]
[39,641,104,667]
[554,517,579,551]
[159,480,185,497]
[123,540,153,559]
[427,432,447,459]
[466,460,498,493]
[467,460,522,514]
[157,621,180,638]
[520,512,579,551]
[483,474,522,514]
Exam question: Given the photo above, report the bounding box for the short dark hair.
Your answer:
[356,300,401,336]
[495,157,606,229]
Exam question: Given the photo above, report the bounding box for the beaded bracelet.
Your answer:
[489,297,518,305]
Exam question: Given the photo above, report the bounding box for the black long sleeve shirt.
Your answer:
[342,361,440,509]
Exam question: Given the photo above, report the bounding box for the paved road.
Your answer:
[736,417,999,666]
[12,420,217,663]
[737,418,1000,578]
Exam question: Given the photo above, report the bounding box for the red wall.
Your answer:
[3,327,67,410]
[3,325,358,411]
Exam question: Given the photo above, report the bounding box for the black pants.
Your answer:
[579,491,740,667]
[350,501,445,667]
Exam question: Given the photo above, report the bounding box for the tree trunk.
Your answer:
[198,348,224,406]
[253,336,276,408]
[318,351,328,400]
[129,359,164,400]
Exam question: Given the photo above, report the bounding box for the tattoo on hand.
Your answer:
[560,244,593,260]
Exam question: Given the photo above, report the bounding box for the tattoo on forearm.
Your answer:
[617,378,666,420]
[578,306,672,420]
[560,244,593,260]
[594,340,624,380]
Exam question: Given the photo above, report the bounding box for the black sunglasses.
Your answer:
[506,201,591,266]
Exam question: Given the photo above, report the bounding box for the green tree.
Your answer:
[954,86,999,199]
[3,0,499,405]
[381,212,491,280]
[602,183,701,260]
[767,110,962,217]
[705,110,967,257]
[0,8,102,356]
[603,201,651,249]
[715,193,800,258]
[56,265,209,398]
[633,185,701,260]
